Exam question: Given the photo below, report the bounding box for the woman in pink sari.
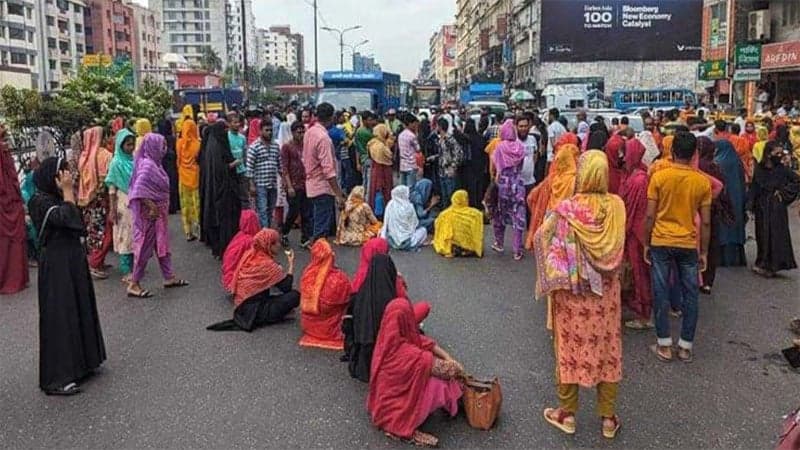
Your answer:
[127,133,188,298]
[221,210,261,292]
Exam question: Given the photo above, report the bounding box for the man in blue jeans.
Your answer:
[246,120,281,227]
[643,131,712,363]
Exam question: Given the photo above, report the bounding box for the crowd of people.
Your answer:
[1,97,799,445]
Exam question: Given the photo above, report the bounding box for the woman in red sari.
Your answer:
[220,210,261,292]
[0,126,28,294]
[603,134,626,195]
[299,239,351,350]
[368,297,464,448]
[619,139,653,330]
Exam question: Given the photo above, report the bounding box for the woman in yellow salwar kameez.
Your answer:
[534,150,625,440]
[432,190,484,257]
[176,117,201,240]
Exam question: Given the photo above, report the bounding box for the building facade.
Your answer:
[256,25,303,82]
[128,0,161,76]
[35,0,87,91]
[151,0,227,70]
[83,0,134,61]
[352,52,379,72]
[225,0,257,71]
[428,24,457,96]
[0,0,38,89]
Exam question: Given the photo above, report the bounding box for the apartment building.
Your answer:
[257,25,303,82]
[151,0,227,69]
[35,0,87,91]
[0,0,38,88]
[128,0,161,73]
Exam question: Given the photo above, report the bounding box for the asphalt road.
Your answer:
[1,211,799,449]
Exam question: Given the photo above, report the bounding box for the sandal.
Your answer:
[44,382,81,396]
[676,347,693,363]
[164,279,189,288]
[669,308,682,318]
[650,344,673,362]
[700,285,712,295]
[624,319,654,330]
[385,431,439,448]
[90,269,108,280]
[127,288,153,298]
[543,407,576,435]
[602,415,621,439]
[513,253,523,261]
[491,242,504,253]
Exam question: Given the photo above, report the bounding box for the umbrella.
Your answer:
[510,90,535,102]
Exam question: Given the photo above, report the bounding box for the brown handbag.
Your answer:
[462,376,502,430]
[776,406,800,450]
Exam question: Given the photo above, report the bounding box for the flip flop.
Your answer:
[650,344,673,362]
[543,408,576,435]
[44,382,81,396]
[127,289,153,298]
[164,279,189,288]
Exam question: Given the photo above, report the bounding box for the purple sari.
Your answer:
[128,133,171,260]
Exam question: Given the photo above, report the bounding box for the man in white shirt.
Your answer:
[734,108,747,133]
[546,108,567,163]
[516,115,537,193]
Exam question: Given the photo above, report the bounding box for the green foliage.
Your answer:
[199,46,223,73]
[0,86,42,129]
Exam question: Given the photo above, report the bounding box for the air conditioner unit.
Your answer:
[748,10,771,41]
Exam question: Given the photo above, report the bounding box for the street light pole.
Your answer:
[321,25,362,72]
[344,39,369,70]
[313,0,319,89]
[240,0,249,103]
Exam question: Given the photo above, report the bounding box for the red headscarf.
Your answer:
[367,298,438,439]
[620,139,649,243]
[603,134,626,195]
[555,132,579,153]
[351,237,408,298]
[231,228,285,307]
[221,210,262,292]
[300,239,350,315]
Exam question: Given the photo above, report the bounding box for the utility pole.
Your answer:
[241,0,249,103]
[321,25,362,72]
[313,0,319,89]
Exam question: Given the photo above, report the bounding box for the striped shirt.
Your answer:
[246,138,280,188]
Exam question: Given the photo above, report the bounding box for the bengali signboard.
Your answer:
[761,40,800,70]
[733,69,761,82]
[735,44,761,70]
[697,59,727,81]
[540,0,702,62]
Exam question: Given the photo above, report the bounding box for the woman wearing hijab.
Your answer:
[649,135,674,176]
[133,118,152,154]
[752,125,770,164]
[380,185,429,250]
[748,142,800,277]
[368,124,395,209]
[126,133,188,298]
[462,120,488,209]
[433,190,484,258]
[78,126,114,280]
[177,114,202,241]
[491,119,527,261]
[525,143,580,250]
[368,297,464,448]
[29,157,106,395]
[221,210,261,292]
[298,239,352,350]
[714,139,747,267]
[208,229,299,331]
[156,116,181,214]
[335,186,382,246]
[199,121,241,258]
[175,104,195,138]
[409,178,439,232]
[602,134,625,195]
[104,129,136,282]
[534,150,625,440]
[350,237,408,297]
[0,126,28,294]
[620,139,653,329]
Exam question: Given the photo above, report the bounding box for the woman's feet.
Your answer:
[624,319,654,330]
[752,265,775,278]
[43,382,81,396]
[491,242,504,253]
[90,268,108,280]
[513,252,524,261]
[185,234,198,242]
[602,415,621,439]
[127,282,153,298]
[163,278,189,289]
[650,343,673,362]
[385,430,439,448]
[700,285,712,295]
[543,407,576,435]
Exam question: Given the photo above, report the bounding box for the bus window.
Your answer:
[645,92,658,102]
[622,93,631,103]
[632,92,643,103]
[672,90,684,102]
[658,91,670,102]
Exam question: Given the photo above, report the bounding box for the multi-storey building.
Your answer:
[257,25,303,82]
[352,52,379,72]
[35,0,87,91]
[151,0,227,70]
[127,0,161,75]
[428,24,457,97]
[455,0,480,86]
[0,0,38,89]
[83,0,134,61]
[225,0,256,71]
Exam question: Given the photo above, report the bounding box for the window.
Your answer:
[75,23,83,33]
[85,26,93,35]
[76,43,83,52]
[50,82,60,90]
[73,3,81,13]
[9,27,24,41]
[48,38,57,49]
[28,31,34,42]
[26,6,32,19]
[7,3,24,16]
[47,15,55,26]
[29,54,34,65]
[10,52,27,65]
[49,60,57,70]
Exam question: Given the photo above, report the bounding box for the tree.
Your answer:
[199,46,223,73]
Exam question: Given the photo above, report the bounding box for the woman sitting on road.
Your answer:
[221,210,262,292]
[409,178,439,233]
[207,229,299,332]
[381,185,429,250]
[335,186,382,246]
[432,190,484,258]
[298,239,351,350]
[368,297,464,448]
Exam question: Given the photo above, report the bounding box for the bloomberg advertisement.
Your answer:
[540,0,702,62]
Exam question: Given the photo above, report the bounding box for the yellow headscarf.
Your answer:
[433,190,484,258]
[547,144,579,211]
[134,118,152,154]
[175,104,194,135]
[752,125,769,163]
[368,124,393,165]
[648,135,674,176]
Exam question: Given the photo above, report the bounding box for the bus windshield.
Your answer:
[316,90,373,112]
[414,89,441,107]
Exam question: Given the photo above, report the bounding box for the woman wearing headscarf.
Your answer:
[368,297,464,448]
[380,185,429,250]
[126,133,188,298]
[133,118,152,154]
[177,114,202,241]
[751,125,770,164]
[0,126,28,294]
[299,239,352,350]
[524,143,580,250]
[491,119,527,261]
[199,121,241,258]
[649,134,674,176]
[335,185,382,246]
[433,190,484,258]
[576,121,590,149]
[620,139,653,329]
[602,134,625,195]
[697,137,735,293]
[104,128,136,281]
[156,116,181,214]
[534,150,625,440]
[175,104,195,138]
[350,237,408,297]
[714,139,747,267]
[748,141,800,277]
[207,229,300,332]
[409,178,438,232]
[462,120,488,209]
[78,126,113,280]
[368,124,395,209]
[791,126,800,173]
[221,210,261,292]
[29,157,106,395]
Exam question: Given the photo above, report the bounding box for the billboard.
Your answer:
[443,25,456,68]
[540,0,702,62]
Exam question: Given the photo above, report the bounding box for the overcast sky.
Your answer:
[136,0,455,80]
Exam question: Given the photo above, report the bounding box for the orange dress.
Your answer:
[299,240,352,350]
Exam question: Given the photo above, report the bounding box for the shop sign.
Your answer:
[761,41,800,70]
[698,59,727,80]
[733,69,761,82]
[735,43,761,69]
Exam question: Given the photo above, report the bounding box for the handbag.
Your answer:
[462,375,502,430]
[374,191,385,217]
[777,406,800,450]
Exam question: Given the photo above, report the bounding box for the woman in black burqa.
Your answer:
[199,121,241,258]
[29,157,106,395]
[156,116,181,214]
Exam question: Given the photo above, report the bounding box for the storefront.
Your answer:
[760,40,800,108]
